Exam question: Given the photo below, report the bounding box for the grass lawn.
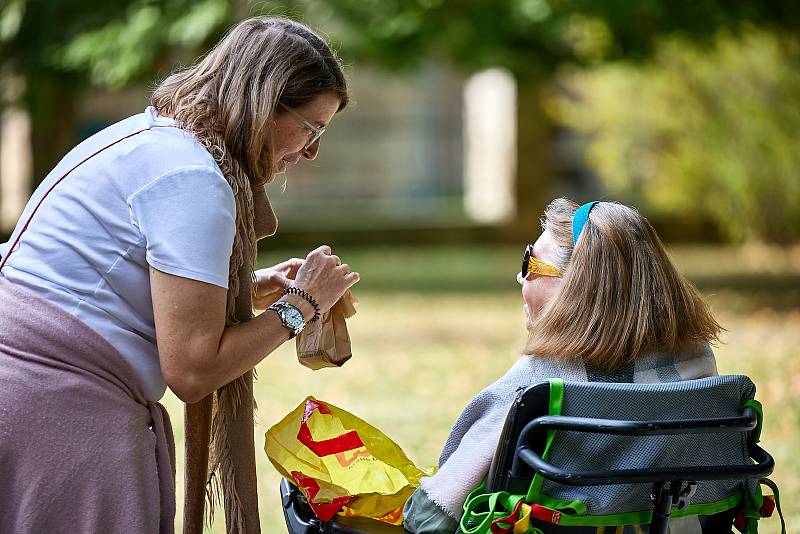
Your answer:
[162,243,799,533]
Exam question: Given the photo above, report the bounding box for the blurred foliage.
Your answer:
[288,0,800,79]
[0,0,233,90]
[57,0,230,88]
[4,0,800,90]
[546,29,800,244]
[0,0,239,182]
[3,1,800,242]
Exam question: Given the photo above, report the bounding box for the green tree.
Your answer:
[0,0,233,183]
[4,0,800,238]
[547,29,800,243]
[282,0,800,238]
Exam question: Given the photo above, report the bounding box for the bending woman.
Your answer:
[403,198,721,533]
[0,17,357,533]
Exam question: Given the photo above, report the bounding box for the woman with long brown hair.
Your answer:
[0,17,356,533]
[403,198,721,533]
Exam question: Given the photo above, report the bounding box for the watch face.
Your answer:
[269,302,305,337]
[283,305,305,328]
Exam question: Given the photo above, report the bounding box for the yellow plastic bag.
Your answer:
[265,396,434,525]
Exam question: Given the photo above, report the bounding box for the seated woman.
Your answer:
[402,198,720,533]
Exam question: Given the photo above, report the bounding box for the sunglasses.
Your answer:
[521,244,563,279]
[279,103,326,149]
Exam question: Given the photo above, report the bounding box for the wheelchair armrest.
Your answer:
[511,407,775,485]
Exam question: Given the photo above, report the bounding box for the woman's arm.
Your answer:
[151,245,358,403]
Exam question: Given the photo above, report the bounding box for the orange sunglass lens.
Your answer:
[527,257,562,277]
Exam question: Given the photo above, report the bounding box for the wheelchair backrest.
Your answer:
[487,375,758,516]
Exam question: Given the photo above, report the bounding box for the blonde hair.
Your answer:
[150,17,348,321]
[525,198,722,372]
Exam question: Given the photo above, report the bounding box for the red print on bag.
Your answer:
[297,399,365,457]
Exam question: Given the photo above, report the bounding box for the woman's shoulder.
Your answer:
[83,107,221,184]
[468,356,567,407]
[124,126,219,174]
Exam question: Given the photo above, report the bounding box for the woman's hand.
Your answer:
[291,245,360,313]
[253,258,303,310]
[151,247,358,402]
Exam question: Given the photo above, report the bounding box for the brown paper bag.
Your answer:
[296,290,357,370]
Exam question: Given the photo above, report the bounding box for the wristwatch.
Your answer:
[267,301,306,339]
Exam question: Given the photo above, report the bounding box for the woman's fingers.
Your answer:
[336,263,360,290]
[252,259,306,311]
[338,265,360,286]
[252,248,358,315]
[307,246,337,265]
[310,244,332,256]
[279,258,303,278]
[292,245,359,312]
[344,270,360,286]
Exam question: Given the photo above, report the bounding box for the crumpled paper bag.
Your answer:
[296,290,357,370]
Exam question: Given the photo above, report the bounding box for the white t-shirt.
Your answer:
[0,107,236,401]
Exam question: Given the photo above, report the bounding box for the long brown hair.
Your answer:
[525,198,722,372]
[150,16,348,321]
[150,17,349,323]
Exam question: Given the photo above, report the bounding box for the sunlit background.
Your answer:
[1,1,798,532]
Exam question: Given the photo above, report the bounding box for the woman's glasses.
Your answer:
[279,103,326,149]
[521,244,563,278]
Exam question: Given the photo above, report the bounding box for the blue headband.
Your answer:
[572,201,599,245]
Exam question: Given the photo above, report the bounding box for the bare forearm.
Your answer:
[173,294,313,402]
[153,246,357,403]
[201,311,288,389]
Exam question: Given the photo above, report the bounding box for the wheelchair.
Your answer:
[281,375,780,534]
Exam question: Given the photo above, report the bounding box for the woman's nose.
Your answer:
[303,139,321,160]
